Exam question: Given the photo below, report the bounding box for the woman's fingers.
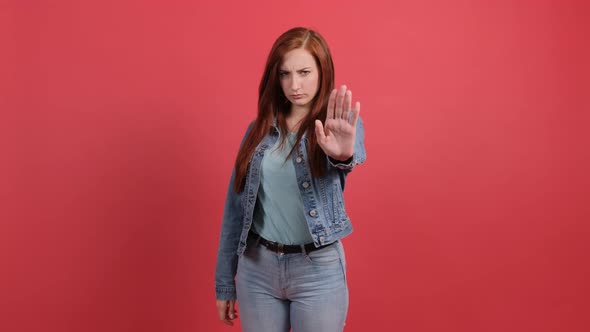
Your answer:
[326,89,337,120]
[351,101,361,127]
[315,120,327,144]
[216,300,226,320]
[216,300,230,323]
[327,85,358,125]
[228,300,237,319]
[344,90,352,120]
[216,300,237,326]
[334,85,346,119]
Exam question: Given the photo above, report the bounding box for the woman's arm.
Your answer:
[214,121,254,301]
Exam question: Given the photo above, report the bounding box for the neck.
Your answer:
[286,105,309,132]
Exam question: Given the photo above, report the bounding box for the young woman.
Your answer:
[215,27,366,332]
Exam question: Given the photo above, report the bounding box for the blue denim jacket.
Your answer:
[215,116,366,300]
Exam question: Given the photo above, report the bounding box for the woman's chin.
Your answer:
[290,99,312,108]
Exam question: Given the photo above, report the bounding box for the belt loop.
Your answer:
[277,243,284,254]
[300,244,307,256]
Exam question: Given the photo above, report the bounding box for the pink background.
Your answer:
[2,0,589,331]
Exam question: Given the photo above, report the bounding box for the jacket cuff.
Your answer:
[216,286,237,300]
[328,156,355,171]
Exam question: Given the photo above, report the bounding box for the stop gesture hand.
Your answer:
[315,85,360,161]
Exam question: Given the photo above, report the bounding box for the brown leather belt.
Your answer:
[249,231,334,254]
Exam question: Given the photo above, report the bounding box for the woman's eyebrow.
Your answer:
[279,67,312,72]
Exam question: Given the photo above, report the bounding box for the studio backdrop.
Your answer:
[1,1,588,331]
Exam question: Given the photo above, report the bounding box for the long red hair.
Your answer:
[233,27,335,192]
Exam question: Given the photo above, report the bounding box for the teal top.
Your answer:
[252,131,314,245]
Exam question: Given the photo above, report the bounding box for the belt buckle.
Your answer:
[277,243,285,255]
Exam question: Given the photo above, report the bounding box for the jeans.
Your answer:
[236,234,349,332]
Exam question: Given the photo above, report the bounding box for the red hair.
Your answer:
[233,27,335,192]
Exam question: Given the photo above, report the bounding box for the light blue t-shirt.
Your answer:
[252,131,314,245]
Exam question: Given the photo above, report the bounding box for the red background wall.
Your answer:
[1,0,589,331]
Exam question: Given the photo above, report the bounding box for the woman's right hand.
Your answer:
[216,299,238,326]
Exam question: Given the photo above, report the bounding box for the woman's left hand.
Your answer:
[315,85,361,161]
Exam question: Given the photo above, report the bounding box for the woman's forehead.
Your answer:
[280,48,316,70]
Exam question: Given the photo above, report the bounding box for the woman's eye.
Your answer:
[279,72,288,77]
[301,71,310,75]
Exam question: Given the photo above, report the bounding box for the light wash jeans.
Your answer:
[236,234,349,332]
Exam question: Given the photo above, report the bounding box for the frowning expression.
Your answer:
[279,48,320,110]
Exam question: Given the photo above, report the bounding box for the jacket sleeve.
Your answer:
[214,121,254,300]
[327,115,367,173]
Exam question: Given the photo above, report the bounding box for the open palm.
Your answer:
[315,85,361,161]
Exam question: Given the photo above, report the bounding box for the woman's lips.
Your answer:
[291,94,304,99]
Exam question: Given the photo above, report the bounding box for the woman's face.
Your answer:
[279,48,320,110]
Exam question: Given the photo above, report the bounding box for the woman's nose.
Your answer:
[290,77,301,91]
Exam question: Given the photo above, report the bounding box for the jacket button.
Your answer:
[309,209,317,217]
[296,156,302,163]
[302,181,309,189]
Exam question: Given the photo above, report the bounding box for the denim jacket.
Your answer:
[215,116,366,300]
